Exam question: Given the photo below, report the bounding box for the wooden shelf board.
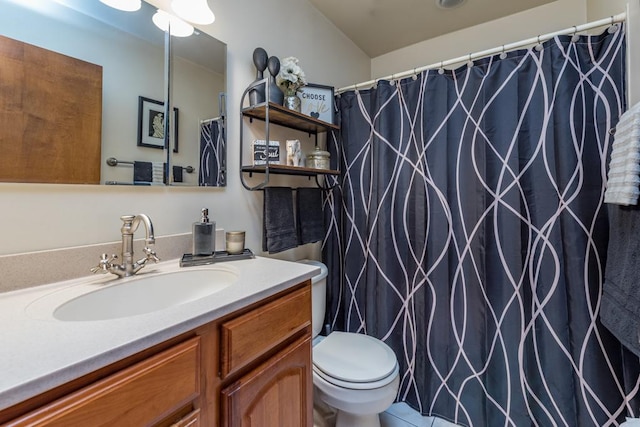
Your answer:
[241,102,339,134]
[242,164,340,177]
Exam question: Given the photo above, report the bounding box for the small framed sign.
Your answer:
[298,83,334,124]
[137,96,179,153]
[252,140,281,165]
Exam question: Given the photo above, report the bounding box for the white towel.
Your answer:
[152,162,164,184]
[605,103,640,205]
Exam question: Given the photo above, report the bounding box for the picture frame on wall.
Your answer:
[298,83,334,124]
[137,96,179,153]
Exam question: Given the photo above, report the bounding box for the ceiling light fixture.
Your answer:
[152,10,194,37]
[436,0,467,9]
[171,0,215,25]
[99,0,141,12]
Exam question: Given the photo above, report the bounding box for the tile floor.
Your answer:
[314,401,461,427]
[381,403,460,427]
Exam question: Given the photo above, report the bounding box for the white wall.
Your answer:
[371,0,588,80]
[0,0,370,258]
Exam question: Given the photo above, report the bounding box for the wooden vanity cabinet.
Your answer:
[3,337,202,427]
[221,335,311,427]
[219,282,313,427]
[0,281,312,427]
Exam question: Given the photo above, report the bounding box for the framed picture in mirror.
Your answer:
[137,96,179,152]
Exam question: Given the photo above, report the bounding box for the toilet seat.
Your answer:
[313,332,399,390]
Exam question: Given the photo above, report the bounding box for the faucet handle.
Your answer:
[143,247,160,263]
[91,253,117,274]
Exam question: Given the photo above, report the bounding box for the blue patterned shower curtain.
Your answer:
[324,27,640,426]
[199,118,226,186]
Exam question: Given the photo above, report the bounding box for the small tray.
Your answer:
[180,249,254,267]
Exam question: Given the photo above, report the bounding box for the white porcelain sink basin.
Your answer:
[46,268,238,321]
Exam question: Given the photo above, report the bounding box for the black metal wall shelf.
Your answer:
[239,78,340,191]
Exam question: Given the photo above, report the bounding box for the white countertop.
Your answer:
[0,256,319,412]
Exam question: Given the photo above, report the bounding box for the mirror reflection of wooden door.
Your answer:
[0,35,102,184]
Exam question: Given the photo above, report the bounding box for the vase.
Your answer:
[283,94,301,112]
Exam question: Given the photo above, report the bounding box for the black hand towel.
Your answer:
[173,165,183,182]
[297,187,325,245]
[263,187,298,253]
[600,204,640,356]
[133,161,152,182]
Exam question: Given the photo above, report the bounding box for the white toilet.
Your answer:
[298,260,400,427]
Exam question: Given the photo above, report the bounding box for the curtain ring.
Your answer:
[571,26,579,42]
[438,61,445,75]
[467,53,474,68]
[412,68,418,80]
[499,45,507,60]
[608,16,619,34]
[535,35,543,52]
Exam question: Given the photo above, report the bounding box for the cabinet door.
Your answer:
[221,336,312,427]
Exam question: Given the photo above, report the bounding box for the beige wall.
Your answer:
[0,0,370,261]
[370,0,635,83]
[371,0,588,81]
[587,0,628,20]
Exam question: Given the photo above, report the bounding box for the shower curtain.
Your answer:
[199,118,226,186]
[324,26,640,426]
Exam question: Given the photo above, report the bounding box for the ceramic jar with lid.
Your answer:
[306,146,331,170]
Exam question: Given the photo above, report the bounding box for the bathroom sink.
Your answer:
[50,268,238,321]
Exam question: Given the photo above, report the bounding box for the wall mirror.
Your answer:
[0,0,227,186]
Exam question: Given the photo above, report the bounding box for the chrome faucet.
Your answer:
[92,214,160,277]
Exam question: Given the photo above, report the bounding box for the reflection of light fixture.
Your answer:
[436,0,467,8]
[99,0,141,12]
[152,10,194,37]
[171,0,215,25]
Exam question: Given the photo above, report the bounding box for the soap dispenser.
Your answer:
[192,208,215,256]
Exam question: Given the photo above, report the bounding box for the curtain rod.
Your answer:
[336,12,626,94]
[200,116,223,124]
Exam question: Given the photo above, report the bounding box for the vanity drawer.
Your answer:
[220,284,311,378]
[8,337,200,427]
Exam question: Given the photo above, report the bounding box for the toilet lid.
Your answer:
[313,332,397,383]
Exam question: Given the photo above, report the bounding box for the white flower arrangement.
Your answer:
[276,56,307,96]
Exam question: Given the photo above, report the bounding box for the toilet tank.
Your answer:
[297,259,327,338]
